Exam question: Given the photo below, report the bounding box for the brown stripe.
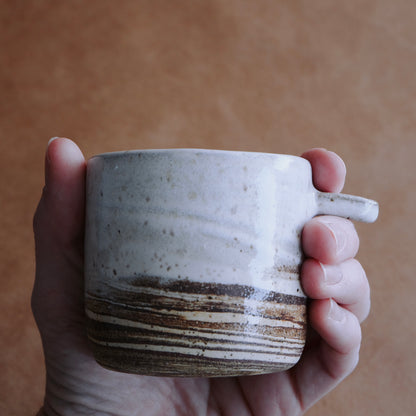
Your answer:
[86,289,306,327]
[86,290,306,324]
[121,275,305,305]
[86,318,305,355]
[86,314,305,345]
[91,345,299,377]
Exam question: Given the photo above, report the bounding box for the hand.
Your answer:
[32,139,369,415]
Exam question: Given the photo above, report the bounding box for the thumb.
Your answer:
[34,137,86,247]
[32,138,86,333]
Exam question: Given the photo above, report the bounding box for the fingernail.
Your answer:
[48,137,60,146]
[318,218,347,256]
[329,299,345,322]
[321,263,343,285]
[46,137,60,163]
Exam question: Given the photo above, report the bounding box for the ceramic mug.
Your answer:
[84,149,378,377]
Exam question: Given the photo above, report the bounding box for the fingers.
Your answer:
[302,216,360,264]
[301,259,370,322]
[289,298,362,411]
[310,298,361,354]
[309,298,362,374]
[301,215,369,322]
[301,148,346,193]
[293,149,367,410]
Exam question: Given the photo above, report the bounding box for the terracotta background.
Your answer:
[1,1,415,414]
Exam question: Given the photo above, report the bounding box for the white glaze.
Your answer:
[85,149,378,297]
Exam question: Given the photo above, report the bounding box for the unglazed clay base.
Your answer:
[86,276,307,377]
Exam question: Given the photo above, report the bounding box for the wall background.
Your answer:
[1,1,414,414]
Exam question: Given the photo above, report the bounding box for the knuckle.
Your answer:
[345,221,360,252]
[338,312,362,354]
[300,259,322,297]
[353,258,368,284]
[346,345,361,375]
[346,317,362,352]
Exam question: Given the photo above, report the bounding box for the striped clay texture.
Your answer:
[86,276,307,377]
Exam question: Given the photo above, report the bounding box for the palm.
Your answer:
[33,138,365,416]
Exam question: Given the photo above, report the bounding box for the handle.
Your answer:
[316,192,379,223]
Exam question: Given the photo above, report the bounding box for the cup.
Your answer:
[84,149,378,377]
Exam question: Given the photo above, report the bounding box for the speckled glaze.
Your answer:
[84,149,378,377]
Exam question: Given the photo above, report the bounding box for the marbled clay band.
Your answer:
[85,276,307,377]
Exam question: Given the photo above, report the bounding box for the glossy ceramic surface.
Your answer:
[84,149,378,377]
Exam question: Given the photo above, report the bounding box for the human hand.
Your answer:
[32,138,369,415]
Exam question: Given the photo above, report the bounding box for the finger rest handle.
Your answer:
[316,192,379,223]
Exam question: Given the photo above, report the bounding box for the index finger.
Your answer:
[301,148,346,193]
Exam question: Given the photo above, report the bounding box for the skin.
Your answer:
[32,139,370,415]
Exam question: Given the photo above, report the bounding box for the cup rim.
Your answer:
[89,148,306,164]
